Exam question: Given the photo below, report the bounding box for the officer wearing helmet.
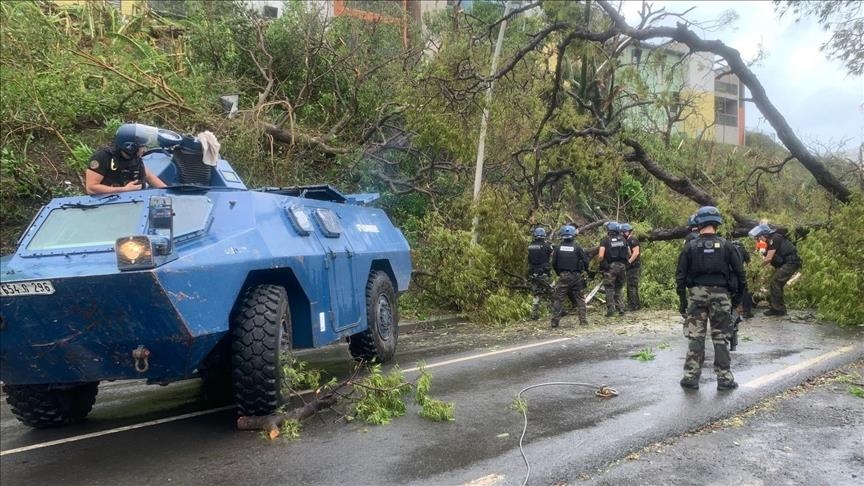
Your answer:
[550,224,590,327]
[596,221,630,317]
[676,206,746,391]
[85,124,166,195]
[526,227,554,320]
[684,214,699,244]
[618,222,642,311]
[748,223,800,316]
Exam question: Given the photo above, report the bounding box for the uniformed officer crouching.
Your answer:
[676,206,746,391]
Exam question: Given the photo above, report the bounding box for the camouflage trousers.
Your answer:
[626,265,641,310]
[551,271,587,325]
[769,262,800,312]
[603,261,627,313]
[681,285,735,383]
[528,271,552,319]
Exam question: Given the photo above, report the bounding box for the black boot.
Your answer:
[679,375,699,389]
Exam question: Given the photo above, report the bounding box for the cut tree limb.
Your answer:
[237,393,340,440]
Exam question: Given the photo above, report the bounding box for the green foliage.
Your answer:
[631,347,656,361]
[278,419,302,440]
[281,355,323,393]
[353,364,411,425]
[353,363,454,425]
[415,364,455,422]
[618,174,649,215]
[511,396,528,414]
[411,220,498,313]
[475,289,531,325]
[636,241,681,310]
[849,386,864,399]
[793,198,864,326]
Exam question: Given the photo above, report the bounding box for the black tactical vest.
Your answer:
[554,242,584,272]
[686,235,731,287]
[605,236,629,263]
[527,241,551,267]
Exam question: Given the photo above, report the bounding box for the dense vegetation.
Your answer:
[1,1,861,326]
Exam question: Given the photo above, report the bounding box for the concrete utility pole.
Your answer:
[471,1,512,244]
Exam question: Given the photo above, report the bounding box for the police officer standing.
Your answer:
[748,223,801,316]
[619,223,641,311]
[676,206,746,390]
[597,221,630,317]
[527,227,553,320]
[550,225,590,328]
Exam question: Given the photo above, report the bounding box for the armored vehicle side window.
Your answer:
[313,208,342,238]
[26,203,143,251]
[170,195,213,241]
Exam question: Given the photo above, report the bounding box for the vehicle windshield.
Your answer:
[26,203,143,251]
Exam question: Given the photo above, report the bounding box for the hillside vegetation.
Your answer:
[1,1,861,326]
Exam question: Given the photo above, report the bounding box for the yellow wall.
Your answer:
[53,0,143,16]
[680,89,715,140]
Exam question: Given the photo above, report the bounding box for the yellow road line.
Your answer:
[742,345,858,389]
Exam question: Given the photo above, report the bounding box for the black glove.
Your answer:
[677,288,688,316]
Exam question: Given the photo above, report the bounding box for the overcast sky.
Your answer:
[620,0,864,154]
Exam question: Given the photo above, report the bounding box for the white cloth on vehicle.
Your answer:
[197,131,221,167]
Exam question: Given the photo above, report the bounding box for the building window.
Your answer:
[715,97,737,127]
[147,0,186,17]
[262,5,279,18]
[715,80,738,96]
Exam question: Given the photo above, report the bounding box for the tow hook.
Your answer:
[132,345,151,373]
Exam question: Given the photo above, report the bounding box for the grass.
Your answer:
[631,347,656,361]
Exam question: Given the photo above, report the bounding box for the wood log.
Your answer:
[237,394,339,440]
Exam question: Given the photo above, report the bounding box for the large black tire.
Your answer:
[349,271,398,363]
[231,284,292,416]
[5,382,99,428]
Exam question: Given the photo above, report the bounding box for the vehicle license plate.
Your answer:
[0,280,56,296]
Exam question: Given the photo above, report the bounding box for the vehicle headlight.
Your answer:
[115,236,154,270]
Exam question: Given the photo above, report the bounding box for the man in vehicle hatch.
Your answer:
[86,124,166,194]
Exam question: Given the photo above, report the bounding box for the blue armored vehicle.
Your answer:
[0,124,412,427]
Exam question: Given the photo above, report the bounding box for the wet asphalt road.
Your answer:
[1,311,862,486]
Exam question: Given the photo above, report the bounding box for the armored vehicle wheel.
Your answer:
[4,382,99,428]
[231,284,292,416]
[349,271,398,363]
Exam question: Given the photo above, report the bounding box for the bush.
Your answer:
[636,240,681,310]
[794,198,864,326]
[474,288,531,325]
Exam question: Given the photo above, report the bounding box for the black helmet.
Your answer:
[693,206,722,227]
